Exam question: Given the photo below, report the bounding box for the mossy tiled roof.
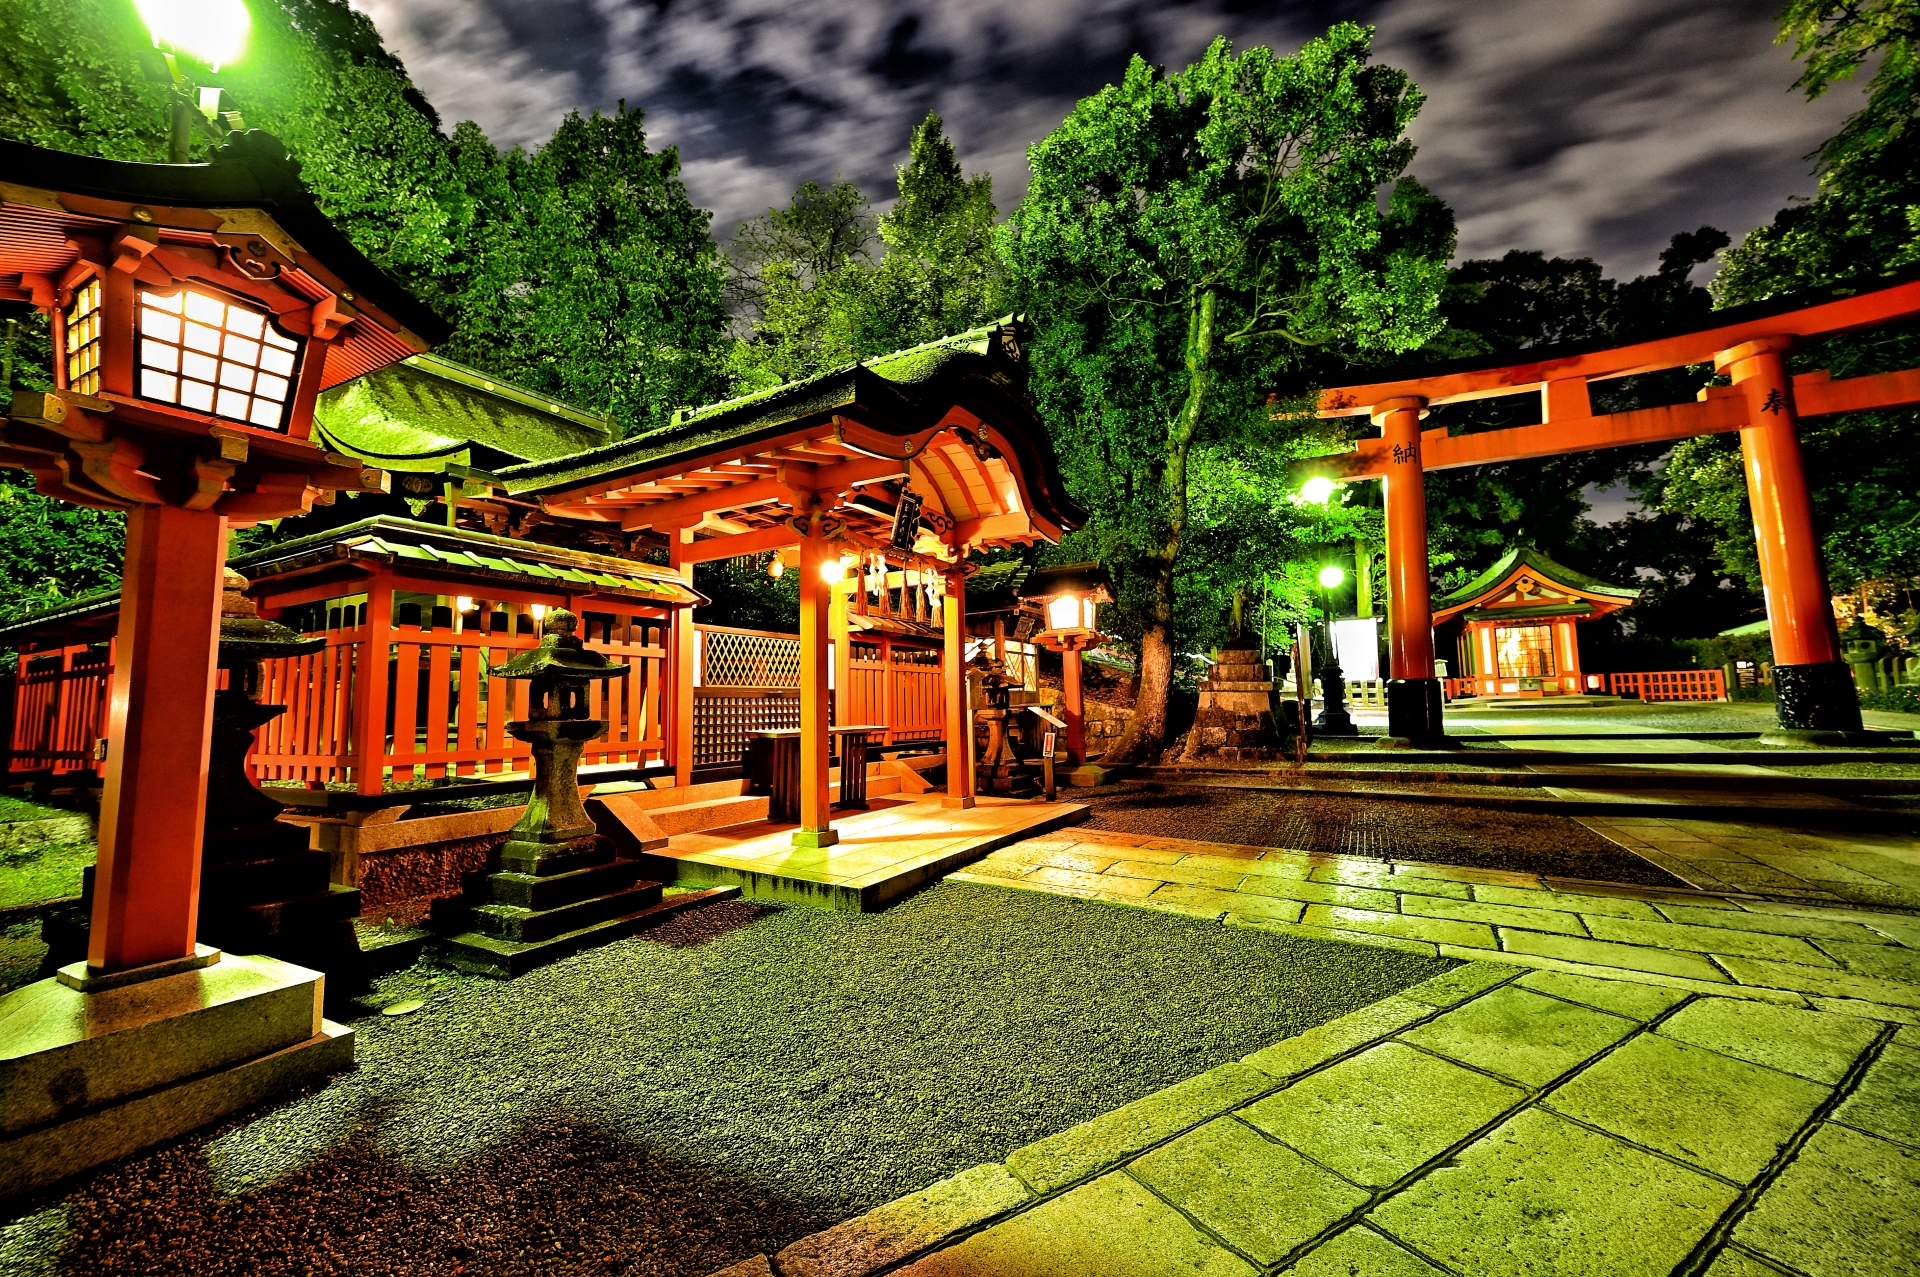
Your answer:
[313,354,613,472]
[497,318,1028,496]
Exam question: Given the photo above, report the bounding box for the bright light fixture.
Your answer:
[1300,475,1336,504]
[767,558,785,579]
[1047,595,1081,631]
[820,557,847,584]
[1318,565,1346,589]
[455,597,475,613]
[136,0,252,70]
[529,604,548,622]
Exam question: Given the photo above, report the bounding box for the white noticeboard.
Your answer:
[1330,617,1380,682]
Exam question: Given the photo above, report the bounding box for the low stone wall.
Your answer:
[288,804,525,928]
[1083,699,1129,755]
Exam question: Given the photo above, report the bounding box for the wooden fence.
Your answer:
[7,644,112,775]
[1602,669,1728,702]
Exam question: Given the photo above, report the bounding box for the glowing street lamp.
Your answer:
[1317,564,1346,589]
[1300,475,1336,504]
[135,0,254,162]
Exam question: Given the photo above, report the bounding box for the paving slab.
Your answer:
[1545,1033,1830,1183]
[892,1171,1257,1277]
[1399,985,1638,1087]
[1401,894,1588,936]
[1716,955,1920,1009]
[1285,1226,1448,1276]
[1732,1123,1920,1277]
[1830,1042,1920,1149]
[1242,997,1434,1081]
[1582,915,1840,966]
[1656,998,1882,1084]
[1369,1107,1739,1277]
[1239,1042,1525,1188]
[1514,968,1692,1020]
[1003,1062,1273,1195]
[1128,1117,1369,1266]
[1496,928,1733,982]
[1399,962,1517,1008]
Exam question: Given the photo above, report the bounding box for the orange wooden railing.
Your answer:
[251,611,669,790]
[7,642,113,775]
[1601,669,1728,702]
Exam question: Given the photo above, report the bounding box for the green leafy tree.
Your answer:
[436,104,730,437]
[1668,0,1920,599]
[726,112,1005,391]
[1001,28,1454,762]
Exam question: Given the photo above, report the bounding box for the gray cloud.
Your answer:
[351,0,1865,277]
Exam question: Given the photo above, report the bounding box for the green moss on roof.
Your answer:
[314,353,612,470]
[498,318,1026,496]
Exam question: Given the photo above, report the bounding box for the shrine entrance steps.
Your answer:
[631,795,1091,912]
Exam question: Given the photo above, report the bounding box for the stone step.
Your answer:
[470,876,664,944]
[197,849,336,908]
[646,795,770,836]
[485,857,645,912]
[1147,763,1920,794]
[0,812,93,854]
[436,885,740,978]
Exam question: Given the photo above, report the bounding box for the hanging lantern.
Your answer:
[1021,562,1115,653]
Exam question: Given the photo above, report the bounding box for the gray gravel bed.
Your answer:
[1078,782,1683,886]
[0,883,1447,1277]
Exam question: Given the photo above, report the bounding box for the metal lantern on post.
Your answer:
[1020,563,1116,778]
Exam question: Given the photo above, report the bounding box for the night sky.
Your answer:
[352,0,1864,278]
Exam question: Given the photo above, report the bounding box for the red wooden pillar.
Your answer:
[668,529,696,787]
[1376,395,1443,742]
[941,564,975,809]
[1062,647,1086,765]
[1717,337,1859,732]
[88,504,228,973]
[353,572,393,795]
[795,532,837,845]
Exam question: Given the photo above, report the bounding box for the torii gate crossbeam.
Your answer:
[1300,271,1920,745]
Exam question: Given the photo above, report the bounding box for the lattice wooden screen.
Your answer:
[699,625,802,687]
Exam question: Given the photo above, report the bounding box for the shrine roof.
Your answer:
[313,354,613,472]
[234,516,705,607]
[1432,544,1637,624]
[493,318,1078,528]
[0,518,704,648]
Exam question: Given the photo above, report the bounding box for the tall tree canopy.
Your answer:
[0,0,728,625]
[726,112,1004,392]
[1001,28,1455,763]
[1665,0,1920,606]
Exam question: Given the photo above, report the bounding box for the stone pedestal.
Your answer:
[1314,660,1357,736]
[1181,645,1285,763]
[0,950,352,1198]
[433,719,670,978]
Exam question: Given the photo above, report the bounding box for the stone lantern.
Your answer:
[1019,563,1116,786]
[433,610,669,977]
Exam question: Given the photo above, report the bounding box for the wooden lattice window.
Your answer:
[701,628,802,687]
[64,277,102,395]
[136,286,301,430]
[1494,625,1556,678]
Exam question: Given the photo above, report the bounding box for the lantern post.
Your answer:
[1021,563,1116,786]
[0,134,446,1197]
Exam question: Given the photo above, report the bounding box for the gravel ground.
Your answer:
[1078,782,1683,886]
[0,883,1447,1277]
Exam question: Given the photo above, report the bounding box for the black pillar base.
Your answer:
[1387,678,1445,746]
[1772,661,1864,733]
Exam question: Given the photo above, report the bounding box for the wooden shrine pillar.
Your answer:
[1717,337,1860,734]
[830,575,852,725]
[353,573,394,795]
[668,529,696,787]
[88,504,229,973]
[941,564,975,809]
[1375,395,1443,743]
[1062,647,1087,765]
[795,533,837,845]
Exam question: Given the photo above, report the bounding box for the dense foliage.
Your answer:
[726,112,1004,390]
[0,0,726,624]
[1664,0,1920,620]
[1000,29,1455,760]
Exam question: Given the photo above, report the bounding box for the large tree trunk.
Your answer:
[1100,288,1216,766]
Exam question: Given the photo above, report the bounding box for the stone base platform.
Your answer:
[644,796,1090,912]
[0,951,352,1199]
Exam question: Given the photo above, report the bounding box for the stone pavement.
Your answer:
[944,828,1920,1020]
[1579,816,1920,911]
[709,825,1920,1277]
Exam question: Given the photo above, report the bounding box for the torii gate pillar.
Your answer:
[1718,338,1862,735]
[1376,396,1444,745]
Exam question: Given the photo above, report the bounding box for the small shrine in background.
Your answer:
[1432,545,1637,698]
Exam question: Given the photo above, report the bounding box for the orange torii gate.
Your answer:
[1304,271,1920,745]
[494,319,1084,846]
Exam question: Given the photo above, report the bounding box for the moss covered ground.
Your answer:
[0,842,92,914]
[0,881,1449,1277]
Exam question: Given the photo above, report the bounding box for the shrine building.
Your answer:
[1431,545,1637,697]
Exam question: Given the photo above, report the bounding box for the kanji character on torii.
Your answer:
[1297,270,1920,745]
